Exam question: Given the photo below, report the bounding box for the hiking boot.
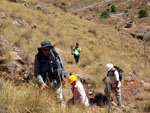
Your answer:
[117,103,122,107]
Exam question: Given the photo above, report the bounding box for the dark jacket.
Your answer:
[34,48,66,84]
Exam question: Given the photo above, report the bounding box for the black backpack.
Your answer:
[113,66,123,81]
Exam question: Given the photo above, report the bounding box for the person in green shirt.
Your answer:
[72,43,81,64]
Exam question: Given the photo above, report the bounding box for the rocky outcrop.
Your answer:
[130,32,144,40]
[11,16,28,27]
[5,50,34,81]
[124,21,134,28]
[0,40,33,81]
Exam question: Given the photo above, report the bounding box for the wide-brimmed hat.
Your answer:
[38,40,53,50]
[106,63,113,72]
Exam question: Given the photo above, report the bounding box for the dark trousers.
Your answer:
[74,55,80,64]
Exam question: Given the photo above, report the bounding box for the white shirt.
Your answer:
[73,81,89,106]
[108,70,121,88]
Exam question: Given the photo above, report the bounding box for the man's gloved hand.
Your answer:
[40,82,48,90]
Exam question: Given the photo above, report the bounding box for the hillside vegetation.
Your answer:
[0,0,150,113]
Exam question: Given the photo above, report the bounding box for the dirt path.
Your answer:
[110,13,126,26]
[71,0,112,13]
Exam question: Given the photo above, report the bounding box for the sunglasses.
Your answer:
[42,48,50,52]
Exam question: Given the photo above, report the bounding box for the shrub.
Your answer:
[138,8,149,18]
[111,4,117,13]
[100,11,110,19]
[61,2,66,6]
[124,10,128,13]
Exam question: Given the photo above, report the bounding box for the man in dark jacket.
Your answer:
[34,40,66,106]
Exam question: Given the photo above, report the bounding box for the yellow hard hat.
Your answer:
[68,75,77,85]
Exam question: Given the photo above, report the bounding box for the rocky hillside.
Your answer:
[64,0,150,41]
[0,0,150,113]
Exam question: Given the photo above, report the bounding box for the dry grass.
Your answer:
[136,92,150,101]
[0,0,150,112]
[0,77,59,113]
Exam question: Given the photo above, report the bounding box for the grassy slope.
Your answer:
[1,0,149,76]
[0,0,150,112]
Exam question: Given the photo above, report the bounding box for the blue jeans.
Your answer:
[74,55,80,64]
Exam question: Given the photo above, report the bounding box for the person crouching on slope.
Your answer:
[34,40,66,107]
[67,75,89,107]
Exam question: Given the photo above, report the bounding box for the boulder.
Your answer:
[136,34,144,40]
[87,17,92,21]
[90,93,108,106]
[13,18,28,27]
[130,32,144,40]
[22,3,29,7]
[31,24,37,29]
[34,5,48,14]
[5,51,28,80]
[8,51,25,65]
